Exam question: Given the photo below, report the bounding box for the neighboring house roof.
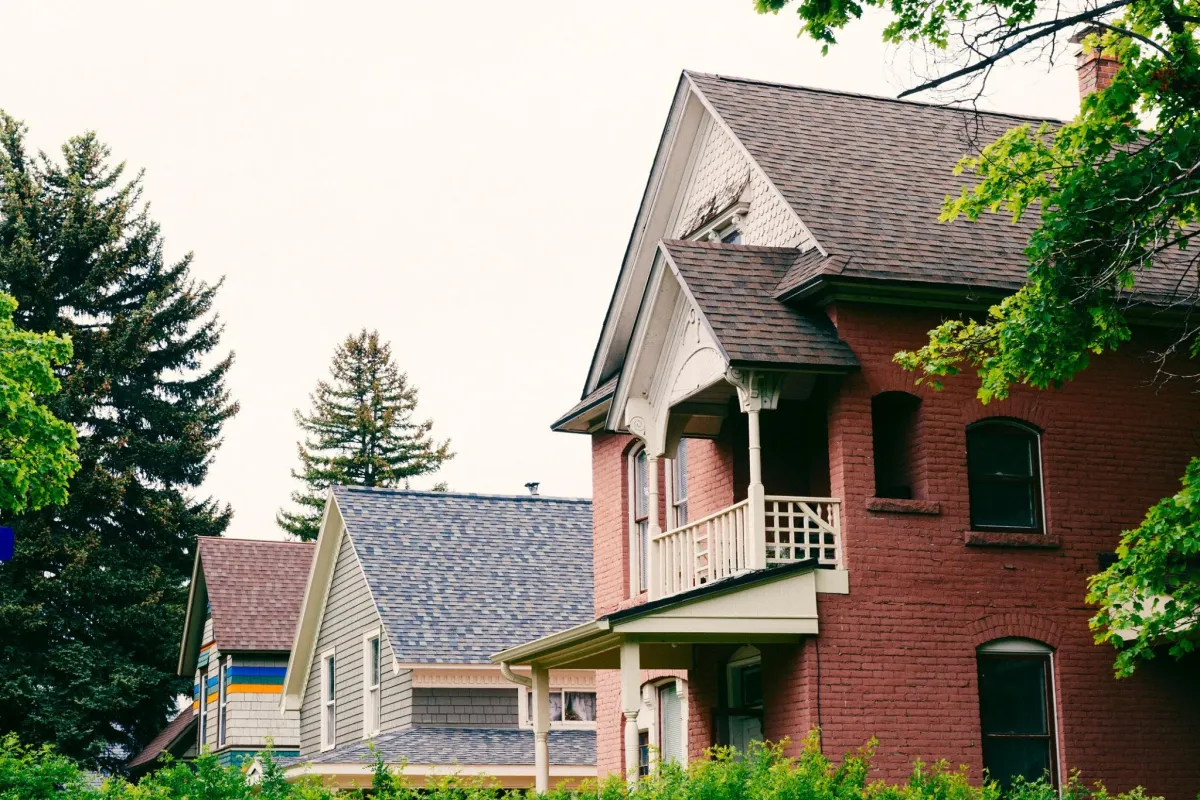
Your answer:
[661,240,857,369]
[333,488,594,664]
[127,711,196,772]
[301,727,595,767]
[179,538,315,673]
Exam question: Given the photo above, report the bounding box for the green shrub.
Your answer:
[0,731,1174,800]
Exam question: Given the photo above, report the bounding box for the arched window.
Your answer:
[630,446,649,595]
[967,420,1044,532]
[977,639,1058,790]
[872,392,921,499]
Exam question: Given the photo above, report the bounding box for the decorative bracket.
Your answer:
[726,368,783,413]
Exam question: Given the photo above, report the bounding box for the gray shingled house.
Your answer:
[281,487,596,789]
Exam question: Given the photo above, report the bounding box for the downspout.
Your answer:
[500,661,532,688]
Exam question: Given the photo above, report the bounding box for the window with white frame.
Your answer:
[522,687,598,728]
[630,446,649,594]
[320,650,337,750]
[668,440,689,529]
[218,658,230,747]
[363,631,381,737]
[977,639,1058,791]
[197,670,209,749]
[657,681,685,764]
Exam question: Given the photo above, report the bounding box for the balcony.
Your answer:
[650,495,843,600]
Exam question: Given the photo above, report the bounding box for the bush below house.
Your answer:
[0,732,1169,800]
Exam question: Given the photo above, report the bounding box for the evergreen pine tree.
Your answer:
[278,330,452,540]
[0,114,236,767]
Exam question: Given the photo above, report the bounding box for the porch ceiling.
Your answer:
[492,561,822,670]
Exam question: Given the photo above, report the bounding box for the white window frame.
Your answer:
[217,656,230,748]
[518,686,598,730]
[362,629,382,738]
[646,677,688,769]
[197,670,209,750]
[628,445,649,596]
[665,440,689,530]
[689,202,748,243]
[977,638,1061,788]
[320,648,337,751]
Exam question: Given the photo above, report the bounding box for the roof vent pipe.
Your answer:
[524,482,540,496]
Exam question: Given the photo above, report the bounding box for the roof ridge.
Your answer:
[198,536,313,547]
[333,485,592,503]
[684,69,1067,125]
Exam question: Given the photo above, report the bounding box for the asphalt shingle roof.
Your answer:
[302,727,595,766]
[663,240,857,369]
[687,71,1050,294]
[127,711,196,770]
[199,538,314,652]
[332,488,593,664]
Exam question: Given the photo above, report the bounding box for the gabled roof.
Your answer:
[179,538,314,673]
[686,71,1050,294]
[661,240,857,369]
[334,488,594,664]
[126,711,196,772]
[283,489,594,708]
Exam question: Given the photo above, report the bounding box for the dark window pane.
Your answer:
[969,428,1034,477]
[982,737,1052,791]
[970,480,1036,529]
[979,657,1048,734]
[731,664,762,708]
[721,229,742,244]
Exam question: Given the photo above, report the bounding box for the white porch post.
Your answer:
[621,639,642,784]
[646,453,662,599]
[727,369,783,572]
[532,665,551,793]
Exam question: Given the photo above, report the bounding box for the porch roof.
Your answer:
[491,560,830,670]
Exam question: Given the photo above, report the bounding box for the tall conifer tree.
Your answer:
[0,114,236,766]
[278,330,452,540]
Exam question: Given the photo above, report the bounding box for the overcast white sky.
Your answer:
[0,1,1080,540]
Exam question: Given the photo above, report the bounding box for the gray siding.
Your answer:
[299,530,413,756]
[412,688,519,728]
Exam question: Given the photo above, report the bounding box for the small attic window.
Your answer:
[688,201,749,243]
[720,228,743,244]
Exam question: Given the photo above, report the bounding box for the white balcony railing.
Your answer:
[650,495,842,600]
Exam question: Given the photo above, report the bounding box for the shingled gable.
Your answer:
[570,69,1067,428]
[281,488,593,711]
[178,537,314,674]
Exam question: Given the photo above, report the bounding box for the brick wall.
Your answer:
[587,301,1200,796]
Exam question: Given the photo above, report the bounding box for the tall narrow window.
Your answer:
[967,420,1044,531]
[363,633,381,737]
[670,440,689,528]
[977,640,1058,790]
[218,660,229,747]
[631,447,649,594]
[198,671,209,749]
[872,392,921,499]
[658,682,684,764]
[320,651,337,750]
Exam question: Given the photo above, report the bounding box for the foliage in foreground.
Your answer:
[0,732,1172,800]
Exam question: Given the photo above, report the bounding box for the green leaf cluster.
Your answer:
[0,292,78,513]
[277,329,453,541]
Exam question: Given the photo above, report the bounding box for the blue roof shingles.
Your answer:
[303,727,595,766]
[332,488,594,665]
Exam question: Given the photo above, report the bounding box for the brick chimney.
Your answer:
[1071,27,1119,98]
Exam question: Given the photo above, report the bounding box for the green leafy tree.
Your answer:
[278,329,453,540]
[0,293,77,514]
[757,0,1200,675]
[0,113,236,767]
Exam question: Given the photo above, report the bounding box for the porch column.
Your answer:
[646,453,662,599]
[621,639,642,784]
[532,665,551,793]
[746,406,766,570]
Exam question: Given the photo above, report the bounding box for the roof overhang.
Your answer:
[280,493,344,712]
[492,561,834,670]
[177,550,209,675]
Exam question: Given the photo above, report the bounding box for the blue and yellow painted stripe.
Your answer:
[226,666,286,695]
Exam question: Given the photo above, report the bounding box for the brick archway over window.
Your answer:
[967,613,1064,650]
[961,397,1053,431]
[869,368,931,400]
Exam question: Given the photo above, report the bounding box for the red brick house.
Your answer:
[493,67,1200,799]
